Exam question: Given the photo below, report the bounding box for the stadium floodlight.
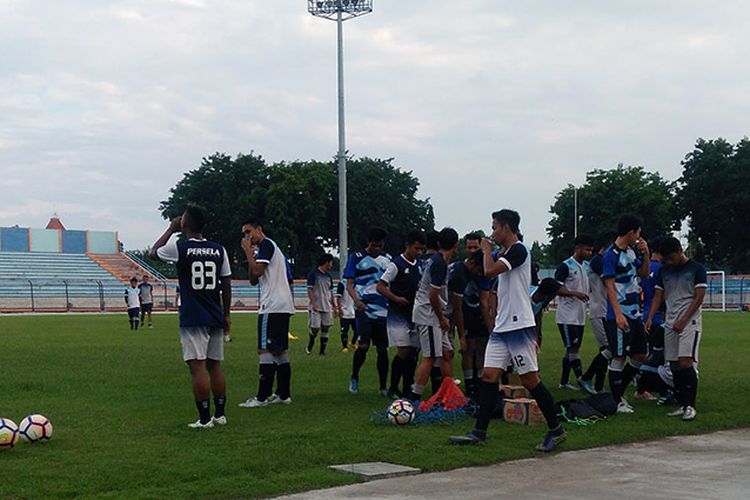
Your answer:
[308,0,373,276]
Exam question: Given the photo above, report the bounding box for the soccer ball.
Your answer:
[18,415,53,443]
[0,418,20,450]
[387,399,416,426]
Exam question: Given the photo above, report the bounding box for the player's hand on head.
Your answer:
[169,216,182,232]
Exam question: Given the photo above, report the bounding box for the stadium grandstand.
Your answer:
[0,217,309,313]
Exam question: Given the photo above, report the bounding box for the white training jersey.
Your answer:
[493,242,536,334]
[125,287,141,309]
[555,256,589,326]
[336,280,356,319]
[587,253,608,320]
[255,238,295,315]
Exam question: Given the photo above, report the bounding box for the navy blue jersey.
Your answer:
[158,239,231,328]
[380,254,422,318]
[642,259,665,325]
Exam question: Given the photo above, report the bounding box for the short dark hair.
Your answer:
[367,227,387,243]
[492,209,520,234]
[183,203,208,232]
[595,232,617,251]
[464,232,483,243]
[426,230,440,251]
[438,227,459,250]
[466,250,484,273]
[317,253,334,266]
[659,237,682,257]
[574,234,595,247]
[617,214,642,236]
[130,277,138,283]
[242,217,263,229]
[405,229,426,246]
[650,236,666,255]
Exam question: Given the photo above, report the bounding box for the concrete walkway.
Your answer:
[280,428,750,500]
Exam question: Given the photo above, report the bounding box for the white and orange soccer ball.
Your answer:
[0,418,20,450]
[18,415,53,443]
[387,399,416,426]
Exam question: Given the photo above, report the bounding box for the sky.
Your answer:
[1,0,748,250]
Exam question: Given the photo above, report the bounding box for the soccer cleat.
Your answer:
[319,352,326,357]
[682,406,697,421]
[341,347,349,353]
[288,332,299,340]
[349,378,359,394]
[188,419,214,429]
[578,378,597,395]
[211,416,227,426]
[348,342,359,350]
[449,430,487,445]
[238,397,269,408]
[535,427,567,453]
[224,335,232,343]
[269,395,292,405]
[149,324,153,329]
[558,383,581,392]
[634,390,657,401]
[305,347,312,355]
[617,398,635,414]
[667,407,686,417]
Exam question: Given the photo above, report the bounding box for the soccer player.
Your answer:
[554,234,596,394]
[635,238,666,400]
[344,227,391,395]
[125,277,140,330]
[602,215,651,413]
[450,210,565,452]
[138,275,154,329]
[152,204,232,428]
[377,230,426,398]
[530,277,563,347]
[335,279,357,351]
[306,253,336,356]
[407,227,459,402]
[238,218,295,408]
[579,233,615,393]
[450,244,492,398]
[645,237,706,421]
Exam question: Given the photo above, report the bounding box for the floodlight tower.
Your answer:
[308,0,373,276]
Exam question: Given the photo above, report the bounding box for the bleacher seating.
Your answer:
[89,253,160,283]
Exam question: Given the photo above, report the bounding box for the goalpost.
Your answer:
[706,270,726,312]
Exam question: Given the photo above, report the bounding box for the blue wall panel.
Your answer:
[30,228,61,252]
[0,227,30,252]
[61,230,87,254]
[88,231,117,254]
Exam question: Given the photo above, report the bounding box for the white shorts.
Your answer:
[665,319,701,362]
[180,326,224,362]
[308,311,333,330]
[387,313,419,348]
[590,317,608,348]
[416,323,453,358]
[484,327,539,375]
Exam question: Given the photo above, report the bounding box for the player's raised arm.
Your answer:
[151,216,182,258]
[636,238,651,279]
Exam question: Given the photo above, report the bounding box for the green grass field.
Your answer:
[1,312,748,499]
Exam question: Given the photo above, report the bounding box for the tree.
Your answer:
[677,137,750,272]
[547,165,678,264]
[159,154,435,277]
[345,157,435,256]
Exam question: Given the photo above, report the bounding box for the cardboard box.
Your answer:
[502,398,546,426]
[499,385,531,399]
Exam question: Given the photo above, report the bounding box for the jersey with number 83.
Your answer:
[158,238,231,328]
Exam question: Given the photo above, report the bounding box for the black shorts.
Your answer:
[649,323,665,350]
[258,313,291,353]
[464,310,489,339]
[354,313,387,349]
[558,324,584,349]
[141,303,153,313]
[128,307,140,319]
[605,318,647,357]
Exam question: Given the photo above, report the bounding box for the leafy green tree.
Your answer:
[677,137,750,272]
[159,154,434,277]
[547,165,678,264]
